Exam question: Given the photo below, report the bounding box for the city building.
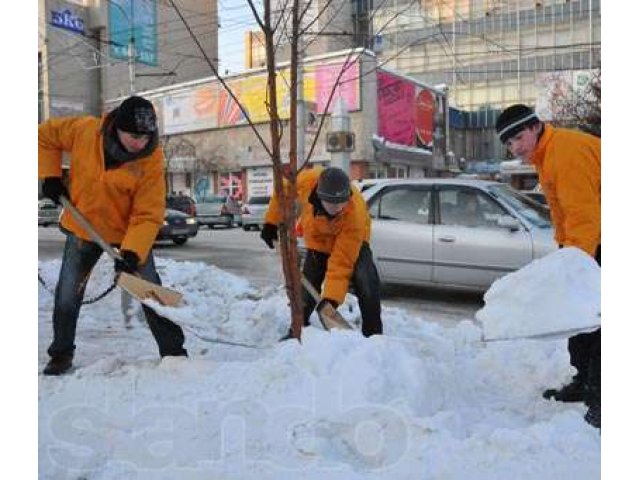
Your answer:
[116,49,450,199]
[355,0,601,160]
[38,0,219,121]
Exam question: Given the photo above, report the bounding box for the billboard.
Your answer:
[109,0,158,66]
[159,61,361,135]
[377,71,437,150]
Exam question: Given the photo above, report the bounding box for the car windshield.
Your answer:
[247,196,270,205]
[487,184,551,228]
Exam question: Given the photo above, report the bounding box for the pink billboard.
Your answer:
[377,71,416,146]
[315,61,361,114]
[377,71,435,149]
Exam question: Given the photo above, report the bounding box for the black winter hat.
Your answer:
[317,167,352,204]
[495,104,540,143]
[114,96,158,134]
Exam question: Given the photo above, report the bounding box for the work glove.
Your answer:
[42,177,69,205]
[260,223,279,249]
[316,298,339,314]
[114,250,140,275]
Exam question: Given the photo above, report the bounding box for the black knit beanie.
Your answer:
[114,96,157,134]
[495,104,540,143]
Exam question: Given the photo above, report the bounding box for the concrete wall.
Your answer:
[40,0,102,118]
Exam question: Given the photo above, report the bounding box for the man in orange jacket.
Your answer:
[496,104,601,428]
[39,96,187,375]
[260,167,383,340]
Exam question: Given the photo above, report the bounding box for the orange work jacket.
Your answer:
[38,115,166,262]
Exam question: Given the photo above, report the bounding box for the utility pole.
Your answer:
[329,97,353,173]
[296,56,305,166]
[127,1,135,94]
[128,30,135,94]
[295,3,305,167]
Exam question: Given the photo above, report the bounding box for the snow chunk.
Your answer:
[476,247,600,341]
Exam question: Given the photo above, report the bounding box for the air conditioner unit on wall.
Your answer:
[326,132,355,153]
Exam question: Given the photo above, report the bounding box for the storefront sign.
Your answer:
[246,167,273,198]
[51,9,85,34]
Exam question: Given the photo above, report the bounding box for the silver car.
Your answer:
[38,199,62,227]
[195,195,239,229]
[361,179,556,291]
[241,196,271,231]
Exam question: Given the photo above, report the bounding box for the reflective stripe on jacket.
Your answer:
[38,115,166,262]
[265,168,371,304]
[530,124,601,256]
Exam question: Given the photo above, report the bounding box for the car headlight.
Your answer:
[186,218,196,225]
[163,220,168,226]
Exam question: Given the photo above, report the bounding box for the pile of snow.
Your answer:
[38,257,600,479]
[477,247,601,341]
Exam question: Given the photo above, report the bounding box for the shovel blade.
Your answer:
[117,272,182,307]
[317,302,353,331]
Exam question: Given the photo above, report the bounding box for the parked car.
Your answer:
[299,178,557,292]
[520,190,548,207]
[156,209,199,245]
[241,196,271,231]
[38,199,62,227]
[195,195,240,229]
[166,194,196,216]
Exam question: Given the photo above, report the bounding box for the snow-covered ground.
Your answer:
[38,257,600,479]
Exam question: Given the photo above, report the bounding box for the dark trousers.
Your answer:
[567,244,601,404]
[47,234,187,358]
[302,243,383,337]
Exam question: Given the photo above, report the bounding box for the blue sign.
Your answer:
[51,9,85,34]
[109,0,158,67]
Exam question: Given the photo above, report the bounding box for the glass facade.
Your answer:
[357,0,600,127]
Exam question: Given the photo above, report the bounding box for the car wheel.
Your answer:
[208,225,215,230]
[173,237,188,245]
[242,225,250,231]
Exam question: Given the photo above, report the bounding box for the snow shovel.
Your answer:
[60,196,182,307]
[300,275,353,331]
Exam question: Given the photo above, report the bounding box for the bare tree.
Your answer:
[549,69,601,137]
[166,0,423,340]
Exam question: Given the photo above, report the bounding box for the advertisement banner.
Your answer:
[376,71,436,150]
[159,61,360,134]
[415,89,435,148]
[162,85,219,135]
[109,0,157,66]
[377,71,416,146]
[315,61,360,114]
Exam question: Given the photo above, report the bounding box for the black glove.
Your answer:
[316,298,339,313]
[42,177,68,205]
[260,223,279,249]
[114,250,140,275]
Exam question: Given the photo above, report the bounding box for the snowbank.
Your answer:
[38,257,600,479]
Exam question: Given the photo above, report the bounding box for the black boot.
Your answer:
[542,374,587,402]
[583,344,601,429]
[43,354,74,376]
[584,402,601,429]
